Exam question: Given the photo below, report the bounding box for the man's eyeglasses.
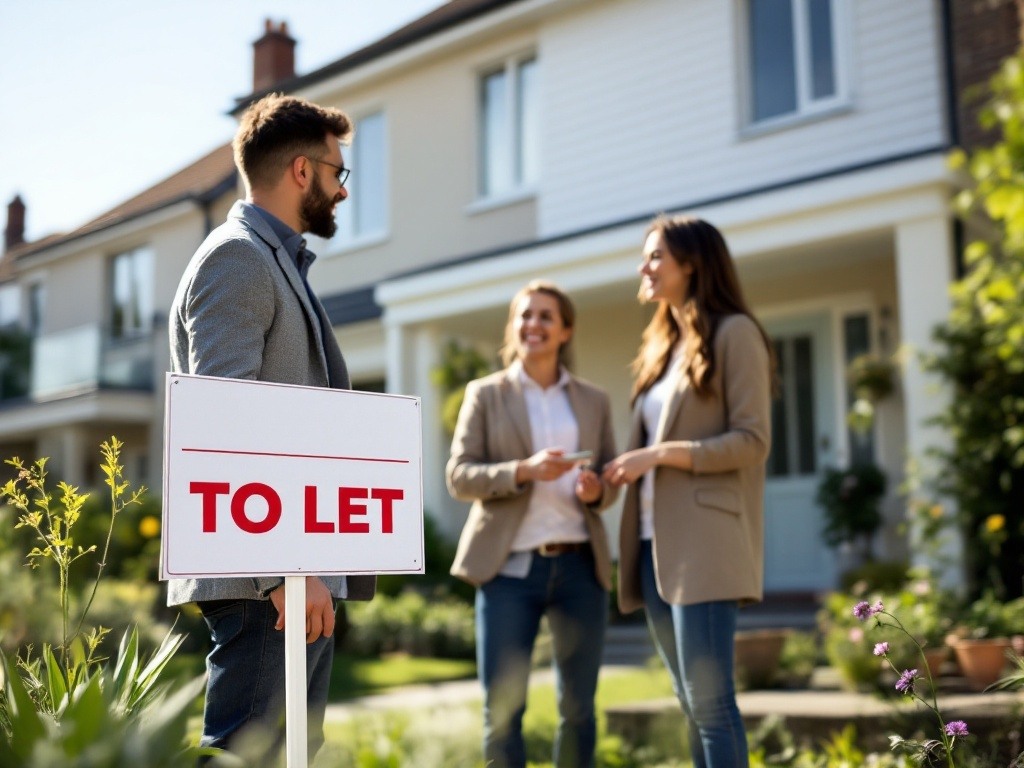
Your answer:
[309,157,350,187]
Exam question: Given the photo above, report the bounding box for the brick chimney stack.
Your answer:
[4,195,25,252]
[253,19,296,93]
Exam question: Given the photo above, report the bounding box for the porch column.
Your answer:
[385,322,451,538]
[893,215,960,583]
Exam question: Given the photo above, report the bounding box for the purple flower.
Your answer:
[853,600,884,621]
[895,669,918,694]
[945,720,969,737]
[873,642,889,656]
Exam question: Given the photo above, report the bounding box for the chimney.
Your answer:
[5,195,25,252]
[253,19,296,92]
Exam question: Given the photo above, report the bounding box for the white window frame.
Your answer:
[108,246,154,340]
[474,51,539,207]
[24,279,46,337]
[332,110,390,253]
[738,0,851,135]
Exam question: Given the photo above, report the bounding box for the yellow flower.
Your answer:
[928,504,944,519]
[984,514,1005,534]
[138,515,160,539]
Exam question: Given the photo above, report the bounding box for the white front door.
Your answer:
[762,312,839,593]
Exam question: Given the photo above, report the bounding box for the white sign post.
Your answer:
[161,373,423,767]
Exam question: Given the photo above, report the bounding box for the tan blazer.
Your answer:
[447,368,619,589]
[617,314,772,613]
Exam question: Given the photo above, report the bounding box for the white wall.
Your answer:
[539,0,947,236]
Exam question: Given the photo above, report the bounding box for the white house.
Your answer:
[2,0,1015,597]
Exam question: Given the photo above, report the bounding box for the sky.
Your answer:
[0,0,442,243]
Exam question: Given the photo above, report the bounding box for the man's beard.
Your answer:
[300,176,338,239]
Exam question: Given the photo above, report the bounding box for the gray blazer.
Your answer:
[166,200,376,606]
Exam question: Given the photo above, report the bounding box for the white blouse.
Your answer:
[639,348,684,540]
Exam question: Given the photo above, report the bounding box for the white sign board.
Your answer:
[161,373,423,578]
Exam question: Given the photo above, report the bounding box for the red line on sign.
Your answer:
[181,448,409,464]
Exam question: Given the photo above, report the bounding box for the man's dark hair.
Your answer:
[233,93,352,190]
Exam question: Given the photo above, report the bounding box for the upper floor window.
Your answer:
[479,54,538,199]
[336,111,387,244]
[110,246,154,339]
[746,0,843,126]
[26,282,45,336]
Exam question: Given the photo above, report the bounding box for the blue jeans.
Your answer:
[476,547,608,768]
[639,541,748,768]
[197,598,334,764]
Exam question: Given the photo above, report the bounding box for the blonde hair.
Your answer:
[499,281,576,370]
[631,215,776,404]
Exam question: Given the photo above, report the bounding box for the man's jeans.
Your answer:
[476,547,608,768]
[197,598,334,763]
[639,540,749,768]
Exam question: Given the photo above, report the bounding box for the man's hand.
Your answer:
[269,576,336,643]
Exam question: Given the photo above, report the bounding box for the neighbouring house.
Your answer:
[2,0,1020,597]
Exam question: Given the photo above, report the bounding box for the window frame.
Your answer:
[738,0,851,135]
[474,50,539,206]
[108,245,154,341]
[333,109,390,252]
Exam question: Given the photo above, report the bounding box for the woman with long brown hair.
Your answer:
[603,215,774,768]
[447,280,619,768]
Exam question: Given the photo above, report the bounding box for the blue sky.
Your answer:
[0,0,440,242]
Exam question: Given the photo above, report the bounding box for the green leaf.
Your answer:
[2,657,47,760]
[43,645,67,715]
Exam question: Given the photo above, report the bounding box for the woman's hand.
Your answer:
[516,448,577,483]
[575,468,603,505]
[602,448,657,487]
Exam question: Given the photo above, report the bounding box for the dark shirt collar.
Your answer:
[251,204,316,278]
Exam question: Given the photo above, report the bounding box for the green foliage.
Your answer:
[929,51,1024,599]
[0,325,32,400]
[955,590,1024,639]
[838,559,909,594]
[0,438,206,766]
[431,339,493,435]
[816,464,887,550]
[345,591,476,659]
[373,513,473,603]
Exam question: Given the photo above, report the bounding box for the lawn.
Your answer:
[328,651,477,700]
[317,663,685,768]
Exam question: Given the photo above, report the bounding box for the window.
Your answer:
[336,111,387,243]
[746,0,842,125]
[479,55,538,198]
[109,247,154,339]
[0,283,20,328]
[26,282,45,336]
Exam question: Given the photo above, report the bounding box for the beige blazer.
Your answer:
[447,368,619,589]
[617,314,771,613]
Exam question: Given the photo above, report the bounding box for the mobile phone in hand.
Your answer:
[558,450,594,464]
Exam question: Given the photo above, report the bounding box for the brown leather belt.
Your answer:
[536,542,587,557]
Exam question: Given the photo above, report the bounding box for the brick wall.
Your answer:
[950,0,1024,148]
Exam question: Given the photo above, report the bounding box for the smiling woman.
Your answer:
[446,280,620,768]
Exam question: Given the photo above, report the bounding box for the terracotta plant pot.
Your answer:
[951,637,1013,692]
[921,646,948,678]
[734,628,790,689]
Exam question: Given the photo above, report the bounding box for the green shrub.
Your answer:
[0,438,206,766]
[345,591,476,659]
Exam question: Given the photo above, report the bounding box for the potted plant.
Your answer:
[817,463,887,564]
[948,592,1024,691]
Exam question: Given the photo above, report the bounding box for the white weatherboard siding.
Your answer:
[538,0,947,237]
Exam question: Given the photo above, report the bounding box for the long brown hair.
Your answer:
[630,215,776,404]
[499,280,576,370]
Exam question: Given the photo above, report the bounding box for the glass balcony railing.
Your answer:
[27,325,155,399]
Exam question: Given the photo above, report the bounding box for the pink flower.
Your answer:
[873,642,889,656]
[944,720,969,737]
[848,627,864,643]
